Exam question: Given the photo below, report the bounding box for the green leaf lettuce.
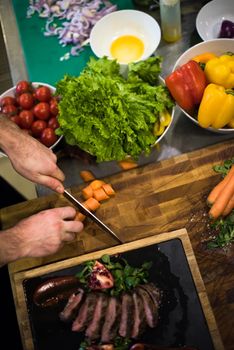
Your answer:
[56,56,174,162]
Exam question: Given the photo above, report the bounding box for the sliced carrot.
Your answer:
[75,211,86,222]
[118,160,138,170]
[82,185,93,200]
[90,179,106,190]
[102,183,116,196]
[93,187,110,202]
[80,170,96,182]
[209,174,234,219]
[84,197,101,211]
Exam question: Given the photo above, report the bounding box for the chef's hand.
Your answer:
[0,115,64,193]
[0,207,83,266]
[207,165,234,219]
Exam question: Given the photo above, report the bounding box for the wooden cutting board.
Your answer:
[11,229,224,350]
[1,139,234,349]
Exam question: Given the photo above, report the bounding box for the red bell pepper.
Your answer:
[165,60,207,113]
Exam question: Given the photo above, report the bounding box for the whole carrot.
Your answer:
[207,165,234,205]
[209,173,234,219]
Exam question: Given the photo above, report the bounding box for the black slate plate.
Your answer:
[23,238,215,350]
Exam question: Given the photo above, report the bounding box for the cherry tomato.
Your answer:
[40,127,58,147]
[49,98,58,116]
[10,115,21,126]
[2,104,18,115]
[35,86,51,102]
[19,93,34,110]
[15,80,31,95]
[31,120,47,137]
[33,102,50,120]
[48,116,59,130]
[19,110,34,129]
[0,96,17,107]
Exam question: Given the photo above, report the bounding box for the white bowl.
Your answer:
[172,39,234,134]
[196,0,234,41]
[0,82,62,157]
[90,9,161,65]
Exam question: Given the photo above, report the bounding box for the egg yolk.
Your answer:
[110,35,144,64]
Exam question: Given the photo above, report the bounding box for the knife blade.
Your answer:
[63,189,122,244]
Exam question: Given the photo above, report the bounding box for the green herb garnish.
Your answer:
[101,254,152,296]
[207,211,234,248]
[79,336,131,350]
[76,254,152,296]
[213,158,234,177]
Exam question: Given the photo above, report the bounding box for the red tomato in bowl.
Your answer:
[48,117,59,130]
[0,96,17,107]
[35,86,51,102]
[40,127,58,147]
[15,80,31,95]
[19,93,34,110]
[2,104,18,115]
[49,98,59,116]
[19,110,34,129]
[33,102,50,120]
[31,120,47,137]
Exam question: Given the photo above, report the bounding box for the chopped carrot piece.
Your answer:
[118,160,138,170]
[84,197,101,211]
[75,211,86,222]
[90,179,106,190]
[93,187,110,202]
[80,170,96,182]
[82,185,93,200]
[102,183,115,196]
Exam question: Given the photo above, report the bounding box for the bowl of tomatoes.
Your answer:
[0,81,62,156]
[165,39,234,134]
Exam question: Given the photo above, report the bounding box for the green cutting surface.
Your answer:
[12,0,134,86]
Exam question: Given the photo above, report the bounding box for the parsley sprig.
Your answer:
[208,211,234,248]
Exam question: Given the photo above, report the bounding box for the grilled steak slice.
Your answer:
[131,291,147,339]
[139,283,161,310]
[85,292,109,340]
[59,288,85,322]
[72,292,97,332]
[119,292,134,338]
[136,286,158,328]
[101,296,121,343]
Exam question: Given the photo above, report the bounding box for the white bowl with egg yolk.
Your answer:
[90,10,161,65]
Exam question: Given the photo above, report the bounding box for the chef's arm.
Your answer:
[0,114,64,193]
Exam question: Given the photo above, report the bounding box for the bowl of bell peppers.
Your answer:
[165,39,234,134]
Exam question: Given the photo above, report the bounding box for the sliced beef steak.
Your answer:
[59,288,84,322]
[85,292,109,340]
[131,291,147,339]
[72,292,97,332]
[101,296,121,343]
[119,292,134,338]
[139,283,161,310]
[136,286,158,328]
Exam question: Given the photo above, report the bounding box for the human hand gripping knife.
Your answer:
[63,189,123,244]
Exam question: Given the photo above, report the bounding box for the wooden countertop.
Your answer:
[1,139,234,349]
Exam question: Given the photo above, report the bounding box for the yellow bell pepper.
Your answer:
[204,54,234,89]
[197,83,234,129]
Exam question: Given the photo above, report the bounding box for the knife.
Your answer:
[63,189,122,244]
